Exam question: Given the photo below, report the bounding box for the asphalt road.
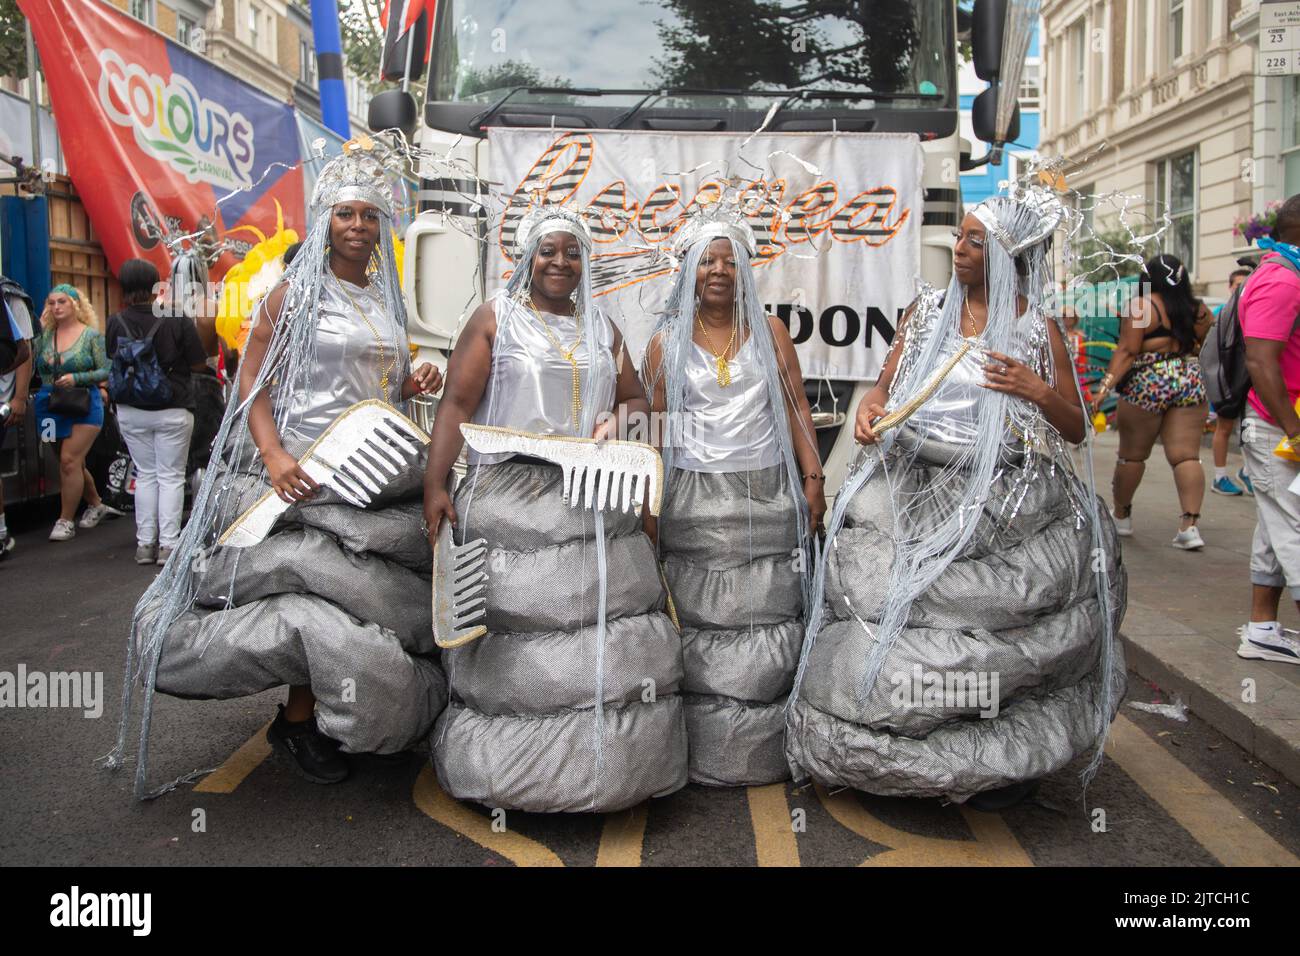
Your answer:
[2,504,1298,867]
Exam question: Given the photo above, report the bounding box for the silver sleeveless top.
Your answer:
[907,313,1030,446]
[471,294,617,466]
[282,273,406,445]
[677,334,781,472]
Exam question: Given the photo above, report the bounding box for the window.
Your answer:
[129,0,154,26]
[300,39,317,85]
[177,16,196,48]
[1071,19,1087,116]
[1284,76,1300,197]
[1020,62,1041,107]
[1169,0,1185,64]
[248,4,260,50]
[1155,151,1197,271]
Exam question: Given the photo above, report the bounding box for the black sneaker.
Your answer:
[266,704,349,784]
[0,534,14,562]
[966,779,1040,812]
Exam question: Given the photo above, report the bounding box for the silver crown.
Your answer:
[513,202,593,258]
[310,135,401,217]
[670,195,757,258]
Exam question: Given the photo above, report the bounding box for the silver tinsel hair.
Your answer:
[103,143,411,799]
[789,179,1123,791]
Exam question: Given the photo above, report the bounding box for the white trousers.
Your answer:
[117,405,194,549]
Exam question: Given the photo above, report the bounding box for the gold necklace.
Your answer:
[963,292,981,338]
[526,298,583,429]
[333,274,396,399]
[696,310,738,387]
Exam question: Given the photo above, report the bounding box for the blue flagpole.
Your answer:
[310,0,350,138]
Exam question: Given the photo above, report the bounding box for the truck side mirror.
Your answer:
[380,3,429,83]
[369,89,419,141]
[972,86,1019,144]
[972,0,1006,82]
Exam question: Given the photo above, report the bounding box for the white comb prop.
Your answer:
[219,400,428,549]
[459,423,664,516]
[431,472,489,649]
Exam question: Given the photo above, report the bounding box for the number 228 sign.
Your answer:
[1261,0,1300,75]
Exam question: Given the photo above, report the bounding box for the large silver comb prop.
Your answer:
[219,400,428,549]
[431,471,489,649]
[459,423,665,516]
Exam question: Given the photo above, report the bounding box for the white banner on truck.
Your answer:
[486,129,923,382]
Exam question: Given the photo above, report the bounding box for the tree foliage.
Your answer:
[2,0,30,82]
[652,0,925,94]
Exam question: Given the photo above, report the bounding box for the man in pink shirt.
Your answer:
[1239,194,1300,665]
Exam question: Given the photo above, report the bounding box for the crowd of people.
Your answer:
[0,258,222,564]
[4,145,1297,814]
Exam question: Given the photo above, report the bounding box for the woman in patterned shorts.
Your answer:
[1092,254,1214,549]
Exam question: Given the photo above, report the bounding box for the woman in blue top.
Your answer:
[32,284,112,541]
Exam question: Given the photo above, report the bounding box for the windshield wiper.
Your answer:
[469,85,944,133]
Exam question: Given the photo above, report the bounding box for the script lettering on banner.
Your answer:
[487,129,924,381]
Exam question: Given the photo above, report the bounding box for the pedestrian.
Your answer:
[1091,254,1214,549]
[641,208,822,787]
[1237,193,1300,665]
[31,284,112,541]
[106,258,207,566]
[0,278,36,559]
[1210,266,1255,496]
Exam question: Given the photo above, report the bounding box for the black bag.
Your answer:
[46,340,91,417]
[1200,256,1300,418]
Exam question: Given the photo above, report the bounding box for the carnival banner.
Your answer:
[486,129,923,381]
[19,0,306,281]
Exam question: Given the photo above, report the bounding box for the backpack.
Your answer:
[0,276,34,374]
[1199,256,1300,418]
[108,312,174,407]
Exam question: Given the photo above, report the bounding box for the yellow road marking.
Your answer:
[412,766,564,867]
[193,721,272,794]
[595,804,648,866]
[747,784,801,866]
[816,784,1033,866]
[1107,714,1298,867]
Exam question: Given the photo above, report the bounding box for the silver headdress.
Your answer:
[106,135,412,799]
[512,202,593,259]
[971,177,1068,258]
[669,195,758,259]
[310,135,404,217]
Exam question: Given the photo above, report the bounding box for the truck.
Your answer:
[370,0,1024,492]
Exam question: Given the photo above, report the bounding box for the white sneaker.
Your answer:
[1171,526,1204,550]
[78,503,110,529]
[1236,625,1300,665]
[1111,508,1133,537]
[48,519,76,541]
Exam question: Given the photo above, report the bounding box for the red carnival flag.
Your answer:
[18,0,306,280]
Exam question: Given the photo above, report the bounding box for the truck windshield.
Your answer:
[429,0,954,110]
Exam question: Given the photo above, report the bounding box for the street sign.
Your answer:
[1260,0,1300,74]
[1258,0,1300,74]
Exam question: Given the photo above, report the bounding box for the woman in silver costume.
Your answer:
[642,212,823,786]
[109,143,447,796]
[423,205,688,813]
[785,186,1127,809]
